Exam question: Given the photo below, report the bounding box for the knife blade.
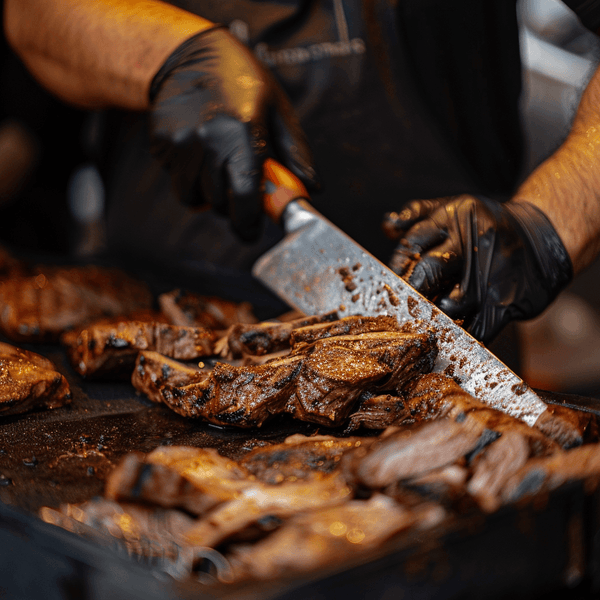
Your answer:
[254,160,547,427]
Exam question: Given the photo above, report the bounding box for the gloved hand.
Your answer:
[382,195,573,344]
[149,26,319,242]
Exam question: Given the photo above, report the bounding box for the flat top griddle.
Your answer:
[0,342,599,600]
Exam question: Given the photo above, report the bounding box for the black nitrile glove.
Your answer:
[383,195,573,344]
[149,27,319,242]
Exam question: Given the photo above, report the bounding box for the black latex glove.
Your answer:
[149,26,319,242]
[383,195,573,344]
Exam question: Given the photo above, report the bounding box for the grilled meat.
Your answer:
[341,418,488,490]
[346,393,408,431]
[239,434,365,484]
[0,342,71,415]
[133,331,436,428]
[227,494,443,582]
[0,265,152,343]
[105,447,254,515]
[402,373,559,455]
[62,318,216,378]
[225,311,339,357]
[158,289,257,330]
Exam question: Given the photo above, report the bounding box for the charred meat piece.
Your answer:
[183,470,352,549]
[501,443,600,505]
[141,331,436,428]
[225,311,338,357]
[227,495,444,582]
[62,318,216,378]
[239,434,365,484]
[346,393,408,432]
[402,373,559,455]
[534,403,596,449]
[289,315,401,347]
[132,351,208,405]
[0,265,152,343]
[158,289,257,330]
[0,342,71,415]
[342,418,487,490]
[105,447,254,515]
[467,431,531,512]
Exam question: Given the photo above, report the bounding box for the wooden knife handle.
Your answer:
[262,158,309,224]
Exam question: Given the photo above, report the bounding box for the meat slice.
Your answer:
[346,393,408,431]
[227,495,445,582]
[0,342,71,415]
[402,373,559,455]
[342,418,487,489]
[132,351,208,404]
[138,331,436,428]
[183,470,352,549]
[105,447,254,515]
[225,311,338,357]
[0,265,152,343]
[158,289,257,330]
[289,315,401,347]
[62,318,216,378]
[239,434,365,484]
[501,443,600,505]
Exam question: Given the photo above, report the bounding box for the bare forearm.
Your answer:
[513,64,600,274]
[3,0,213,110]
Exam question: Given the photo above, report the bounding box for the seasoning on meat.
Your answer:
[0,265,152,343]
[62,318,216,378]
[225,310,339,357]
[132,331,437,428]
[0,341,71,416]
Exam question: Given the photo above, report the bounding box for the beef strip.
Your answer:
[341,418,487,489]
[346,392,408,431]
[225,311,339,357]
[466,430,531,512]
[501,443,600,505]
[0,341,71,416]
[227,495,445,582]
[62,318,216,378]
[0,265,152,343]
[402,373,559,455]
[158,289,257,330]
[238,434,366,484]
[183,469,352,549]
[140,331,436,428]
[105,447,254,516]
[132,351,208,405]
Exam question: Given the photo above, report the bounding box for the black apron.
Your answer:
[101,0,523,316]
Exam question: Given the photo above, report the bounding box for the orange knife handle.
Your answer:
[262,158,309,224]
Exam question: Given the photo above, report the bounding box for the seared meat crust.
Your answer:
[0,342,71,415]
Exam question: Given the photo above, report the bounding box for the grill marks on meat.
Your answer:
[225,311,339,357]
[0,342,71,415]
[0,265,152,343]
[62,319,216,378]
[158,289,257,330]
[132,331,437,428]
[239,434,365,484]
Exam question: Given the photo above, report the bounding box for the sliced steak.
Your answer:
[346,393,408,431]
[225,311,338,357]
[62,318,216,378]
[0,342,71,415]
[239,434,365,484]
[0,265,152,343]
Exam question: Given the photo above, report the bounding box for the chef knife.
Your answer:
[254,159,547,427]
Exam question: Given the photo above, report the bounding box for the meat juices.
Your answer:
[0,342,71,415]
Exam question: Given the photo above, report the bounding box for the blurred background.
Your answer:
[1,0,600,396]
[517,0,600,397]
